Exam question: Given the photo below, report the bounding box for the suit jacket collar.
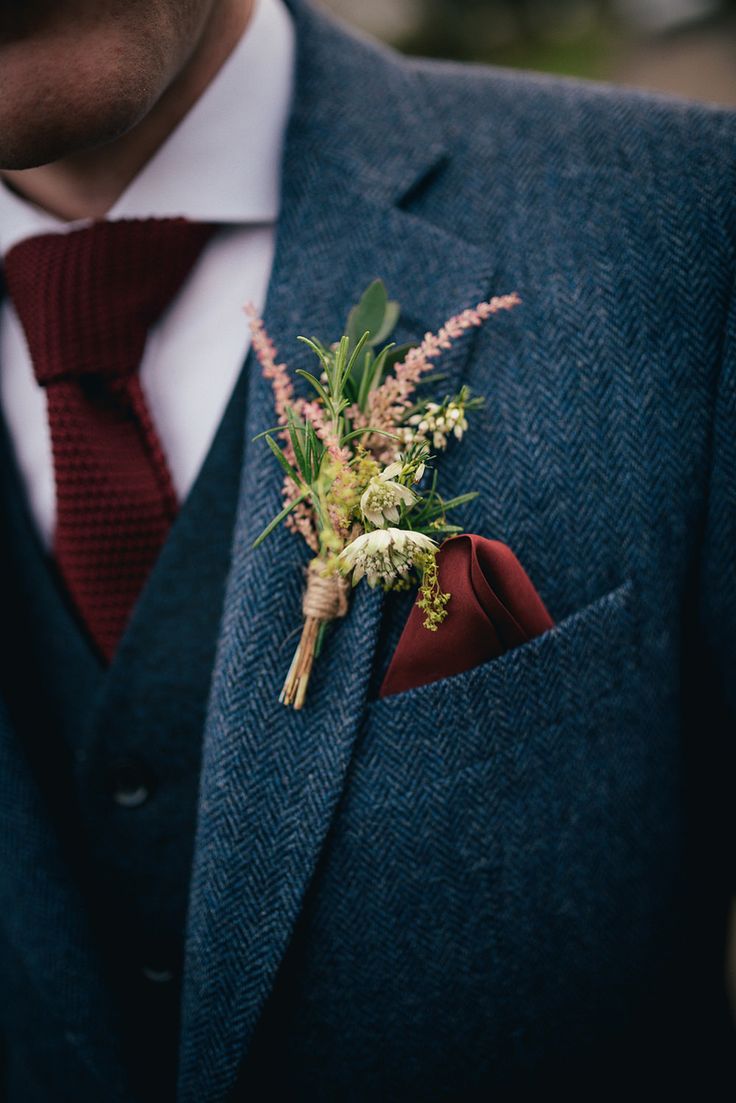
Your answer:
[178,2,497,1099]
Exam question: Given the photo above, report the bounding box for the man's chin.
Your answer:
[0,38,160,170]
[0,110,140,172]
[0,108,146,172]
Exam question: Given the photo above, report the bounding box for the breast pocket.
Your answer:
[358,577,638,789]
[308,576,666,1077]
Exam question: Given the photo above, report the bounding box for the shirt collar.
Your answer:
[0,0,295,252]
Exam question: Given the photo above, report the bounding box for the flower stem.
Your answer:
[280,616,322,710]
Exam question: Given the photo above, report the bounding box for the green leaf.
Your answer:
[251,425,285,441]
[252,491,309,549]
[303,428,313,481]
[320,335,349,399]
[342,332,371,408]
[417,491,479,525]
[286,408,308,482]
[297,335,331,371]
[370,300,400,347]
[295,368,329,404]
[346,346,375,409]
[434,492,479,513]
[357,343,394,411]
[341,427,401,444]
[344,329,371,382]
[414,523,464,536]
[265,434,301,484]
[305,422,324,482]
[346,280,388,349]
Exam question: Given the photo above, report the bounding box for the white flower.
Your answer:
[452,412,468,440]
[381,461,403,480]
[338,527,437,587]
[407,398,469,451]
[360,467,417,527]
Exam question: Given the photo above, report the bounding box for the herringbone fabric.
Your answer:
[0,1,735,1101]
[4,220,215,660]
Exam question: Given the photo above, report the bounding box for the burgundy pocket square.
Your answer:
[379,534,554,699]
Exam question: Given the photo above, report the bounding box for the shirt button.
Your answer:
[108,759,154,808]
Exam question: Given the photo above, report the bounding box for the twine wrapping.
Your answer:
[281,560,350,709]
[302,560,350,622]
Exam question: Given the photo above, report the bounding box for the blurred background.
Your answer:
[321,0,736,105]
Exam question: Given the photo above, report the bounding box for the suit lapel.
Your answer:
[178,3,498,1099]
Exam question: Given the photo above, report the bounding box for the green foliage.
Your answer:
[293,280,423,421]
[265,433,301,484]
[408,458,479,536]
[346,279,400,350]
[297,329,372,425]
[285,406,323,485]
[342,280,414,414]
[252,489,309,549]
[252,280,482,560]
[415,549,451,630]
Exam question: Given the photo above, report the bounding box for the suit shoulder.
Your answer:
[405,55,736,219]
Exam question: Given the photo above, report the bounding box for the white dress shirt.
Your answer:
[0,0,295,548]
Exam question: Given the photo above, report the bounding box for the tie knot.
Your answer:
[3,218,216,387]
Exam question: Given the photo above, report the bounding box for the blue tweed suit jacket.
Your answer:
[1,0,735,1099]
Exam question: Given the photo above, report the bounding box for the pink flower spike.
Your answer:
[245,304,295,427]
[366,292,521,435]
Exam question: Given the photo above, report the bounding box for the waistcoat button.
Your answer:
[141,965,175,984]
[108,759,154,808]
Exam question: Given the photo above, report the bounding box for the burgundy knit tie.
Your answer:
[3,218,216,662]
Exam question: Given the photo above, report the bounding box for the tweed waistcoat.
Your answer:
[0,363,248,1102]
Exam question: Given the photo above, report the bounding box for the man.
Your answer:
[0,0,733,1100]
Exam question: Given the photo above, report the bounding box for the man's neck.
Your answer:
[1,0,254,222]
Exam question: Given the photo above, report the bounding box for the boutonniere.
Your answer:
[247,280,520,709]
